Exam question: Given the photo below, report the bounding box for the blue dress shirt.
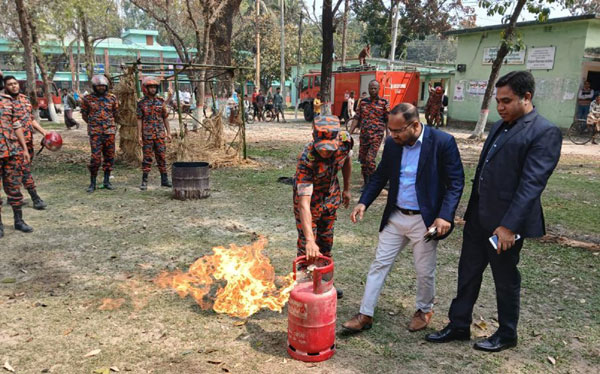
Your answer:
[396,124,425,210]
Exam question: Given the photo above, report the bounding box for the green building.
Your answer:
[0,29,189,90]
[445,14,600,128]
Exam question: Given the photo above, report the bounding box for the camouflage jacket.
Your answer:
[0,93,23,159]
[137,96,168,139]
[293,131,353,214]
[81,93,119,136]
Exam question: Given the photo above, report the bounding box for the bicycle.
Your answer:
[568,118,597,145]
[263,103,275,122]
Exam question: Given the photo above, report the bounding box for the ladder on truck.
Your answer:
[383,72,415,105]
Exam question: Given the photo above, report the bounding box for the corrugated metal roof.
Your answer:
[444,14,599,36]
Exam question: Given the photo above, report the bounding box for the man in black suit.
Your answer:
[342,103,464,333]
[426,71,562,352]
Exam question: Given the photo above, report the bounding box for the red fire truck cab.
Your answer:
[18,80,62,120]
[297,66,420,122]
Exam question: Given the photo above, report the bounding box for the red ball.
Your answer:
[43,131,63,151]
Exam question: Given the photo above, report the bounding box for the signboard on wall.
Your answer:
[482,47,526,65]
[526,47,556,70]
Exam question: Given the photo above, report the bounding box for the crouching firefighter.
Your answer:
[137,77,172,190]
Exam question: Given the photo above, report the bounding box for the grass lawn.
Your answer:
[0,120,598,373]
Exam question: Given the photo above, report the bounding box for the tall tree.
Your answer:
[350,0,474,59]
[470,0,574,139]
[569,0,600,15]
[320,0,344,105]
[13,0,39,114]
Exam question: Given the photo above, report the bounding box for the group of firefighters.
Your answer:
[0,73,173,239]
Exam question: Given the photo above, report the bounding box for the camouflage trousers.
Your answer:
[1,156,24,211]
[142,137,167,174]
[20,140,36,190]
[88,134,115,176]
[294,207,337,258]
[358,131,384,178]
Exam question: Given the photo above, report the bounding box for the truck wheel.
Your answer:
[303,105,314,122]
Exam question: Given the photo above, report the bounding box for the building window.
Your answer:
[421,81,425,101]
[146,35,154,46]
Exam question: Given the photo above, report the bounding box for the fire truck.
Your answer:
[18,80,62,120]
[297,65,420,122]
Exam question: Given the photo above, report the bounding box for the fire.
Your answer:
[155,236,295,318]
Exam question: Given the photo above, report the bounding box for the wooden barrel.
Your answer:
[172,162,210,200]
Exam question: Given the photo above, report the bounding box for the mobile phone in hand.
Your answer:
[489,234,522,250]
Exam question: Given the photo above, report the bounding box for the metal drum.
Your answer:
[172,161,210,200]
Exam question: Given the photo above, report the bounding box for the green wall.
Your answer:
[449,19,595,128]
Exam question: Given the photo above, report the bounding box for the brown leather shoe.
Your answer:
[408,310,433,332]
[342,313,373,332]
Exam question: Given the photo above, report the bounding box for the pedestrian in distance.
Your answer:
[342,103,464,333]
[426,70,562,353]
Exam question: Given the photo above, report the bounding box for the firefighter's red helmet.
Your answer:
[43,131,63,151]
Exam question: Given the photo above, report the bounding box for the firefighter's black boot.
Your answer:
[160,173,172,187]
[27,188,47,210]
[103,172,114,190]
[0,212,4,238]
[140,172,149,191]
[86,175,97,193]
[13,206,33,233]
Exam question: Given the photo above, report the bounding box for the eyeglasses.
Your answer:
[388,122,416,135]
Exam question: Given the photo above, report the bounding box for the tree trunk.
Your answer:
[14,0,39,116]
[79,10,95,81]
[389,0,400,68]
[280,0,285,102]
[212,0,242,94]
[197,20,211,113]
[341,0,349,67]
[470,0,527,139]
[294,11,303,119]
[320,0,334,108]
[30,18,58,123]
[255,0,261,93]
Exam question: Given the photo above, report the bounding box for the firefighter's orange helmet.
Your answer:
[142,76,160,94]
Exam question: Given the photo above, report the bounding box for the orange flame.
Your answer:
[155,236,295,318]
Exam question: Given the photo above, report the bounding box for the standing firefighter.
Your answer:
[349,80,390,190]
[0,87,33,238]
[81,75,119,192]
[3,76,48,210]
[293,115,353,299]
[137,77,172,190]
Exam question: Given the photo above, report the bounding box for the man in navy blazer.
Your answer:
[342,103,464,333]
[426,71,562,352]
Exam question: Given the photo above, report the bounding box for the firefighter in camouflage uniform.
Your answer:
[349,80,390,190]
[81,75,119,192]
[137,76,172,190]
[0,77,33,238]
[3,76,49,210]
[293,115,353,298]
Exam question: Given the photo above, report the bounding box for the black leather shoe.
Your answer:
[425,325,470,343]
[336,287,343,299]
[473,334,517,352]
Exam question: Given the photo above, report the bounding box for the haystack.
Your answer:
[115,67,142,164]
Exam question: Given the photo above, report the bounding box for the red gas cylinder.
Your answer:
[287,256,336,362]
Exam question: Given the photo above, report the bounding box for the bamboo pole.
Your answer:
[239,70,247,159]
[174,72,184,137]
